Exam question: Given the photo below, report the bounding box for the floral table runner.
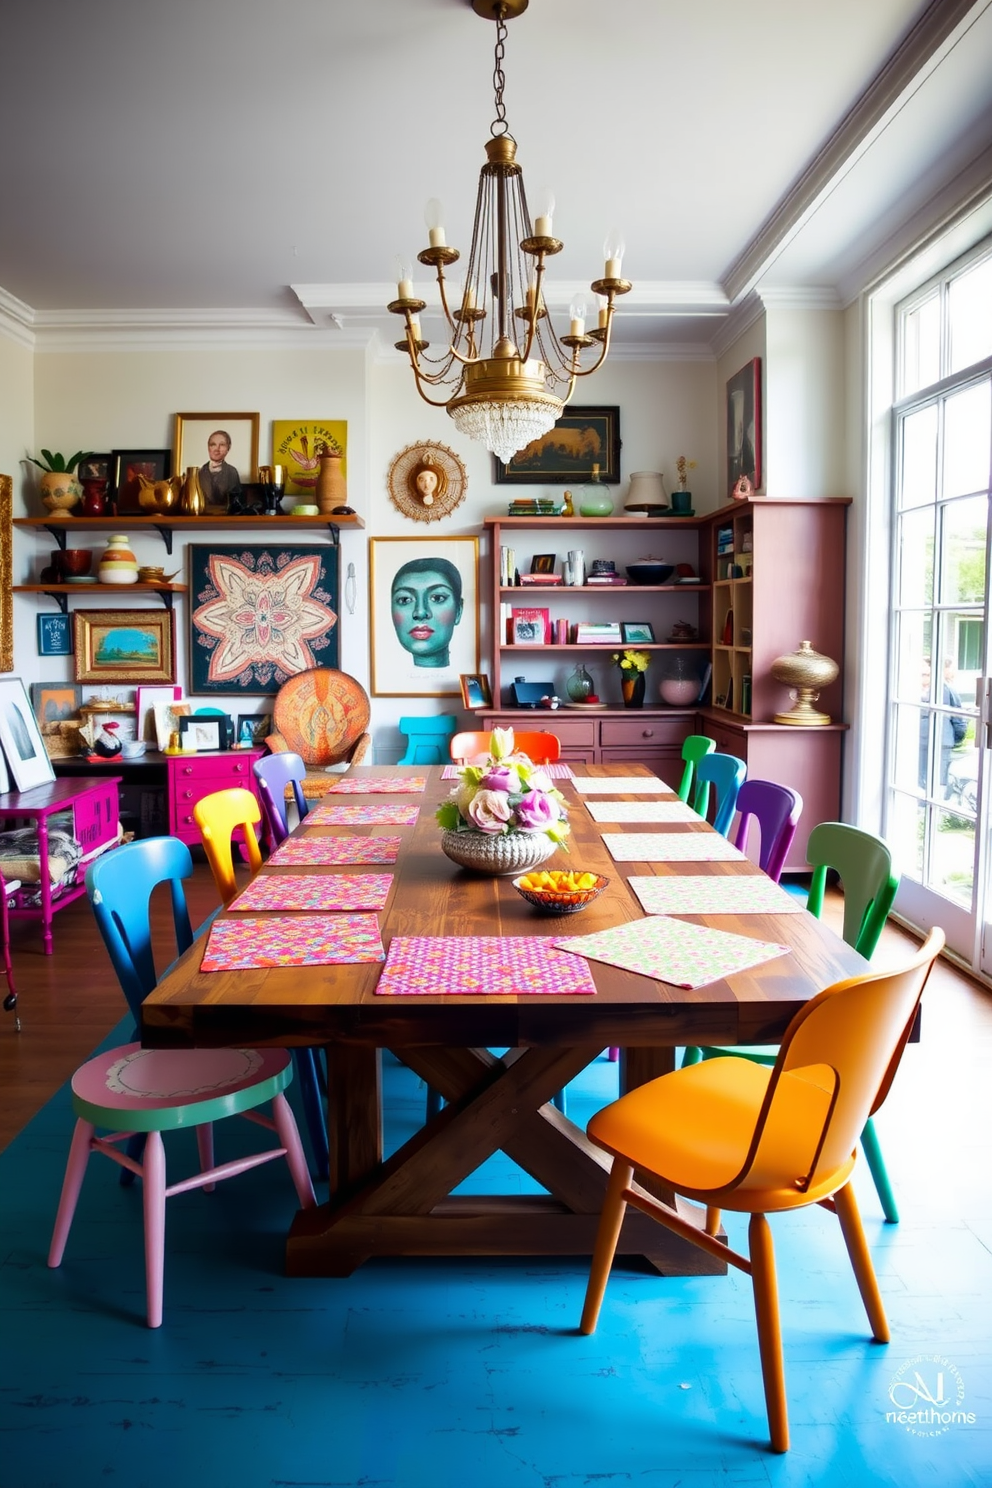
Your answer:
[324,776,427,794]
[601,832,745,862]
[306,802,421,826]
[626,874,803,916]
[200,914,385,971]
[268,835,402,866]
[228,873,393,913]
[557,917,790,989]
[375,935,597,996]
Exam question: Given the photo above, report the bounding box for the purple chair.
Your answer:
[731,779,803,883]
[253,751,309,847]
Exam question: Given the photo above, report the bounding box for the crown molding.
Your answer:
[0,286,36,349]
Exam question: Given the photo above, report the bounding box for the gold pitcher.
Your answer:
[180,465,206,515]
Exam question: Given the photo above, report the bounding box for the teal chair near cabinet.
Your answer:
[398,715,458,765]
[683,822,904,1222]
[692,752,746,836]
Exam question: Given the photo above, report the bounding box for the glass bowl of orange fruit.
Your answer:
[511,868,610,915]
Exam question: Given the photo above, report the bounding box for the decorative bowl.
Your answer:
[511,871,610,915]
[625,560,675,585]
[440,828,558,877]
[57,549,93,577]
[292,503,320,516]
[659,677,700,706]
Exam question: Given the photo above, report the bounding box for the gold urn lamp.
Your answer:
[770,640,839,726]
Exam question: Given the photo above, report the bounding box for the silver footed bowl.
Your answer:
[439,829,558,877]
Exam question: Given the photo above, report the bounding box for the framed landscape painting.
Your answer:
[73,609,176,684]
[493,406,621,484]
[189,544,339,695]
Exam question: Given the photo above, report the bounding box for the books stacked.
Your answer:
[586,573,628,584]
[507,498,562,516]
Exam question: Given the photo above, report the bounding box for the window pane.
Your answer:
[930,811,975,908]
[892,611,929,701]
[943,380,991,498]
[892,701,929,795]
[888,792,925,880]
[902,291,941,396]
[897,505,934,605]
[946,739,979,818]
[949,255,992,375]
[940,494,988,610]
[899,404,938,508]
[958,617,984,672]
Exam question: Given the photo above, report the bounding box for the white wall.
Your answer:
[764,309,846,498]
[0,332,34,503]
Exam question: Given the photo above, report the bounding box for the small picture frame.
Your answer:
[29,682,82,726]
[154,700,191,751]
[621,621,655,644]
[0,678,57,792]
[459,674,492,710]
[235,713,272,747]
[179,715,222,753]
[510,607,550,645]
[77,453,112,483]
[37,613,74,656]
[529,554,557,575]
[135,684,182,744]
[110,449,173,514]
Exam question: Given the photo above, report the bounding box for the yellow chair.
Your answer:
[192,788,263,906]
[579,928,944,1453]
[450,730,561,765]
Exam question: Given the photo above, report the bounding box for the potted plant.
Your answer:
[27,449,93,517]
[435,727,570,875]
[612,647,650,708]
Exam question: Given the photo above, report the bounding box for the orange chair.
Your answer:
[579,928,945,1453]
[450,730,561,765]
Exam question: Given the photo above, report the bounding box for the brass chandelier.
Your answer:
[387,0,631,464]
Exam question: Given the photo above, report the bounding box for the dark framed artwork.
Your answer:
[111,449,172,514]
[726,358,762,496]
[189,544,339,695]
[178,715,222,753]
[493,406,621,484]
[621,621,655,643]
[37,613,73,656]
[77,453,111,482]
[236,713,272,747]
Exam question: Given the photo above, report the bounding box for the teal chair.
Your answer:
[676,734,715,807]
[684,822,904,1221]
[692,751,746,836]
[398,715,458,765]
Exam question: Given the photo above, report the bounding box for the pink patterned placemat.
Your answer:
[307,802,421,825]
[269,835,402,866]
[572,776,672,794]
[200,914,385,971]
[325,776,427,794]
[228,873,393,912]
[557,917,790,989]
[627,874,803,916]
[585,800,698,823]
[602,832,744,862]
[441,762,574,780]
[375,935,597,996]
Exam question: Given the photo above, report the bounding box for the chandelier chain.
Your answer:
[490,5,509,137]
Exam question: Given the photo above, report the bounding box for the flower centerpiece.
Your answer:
[436,727,569,875]
[612,648,650,709]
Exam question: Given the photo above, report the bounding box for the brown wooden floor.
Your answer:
[1,867,989,1154]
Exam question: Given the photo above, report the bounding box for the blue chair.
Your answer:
[693,752,746,836]
[254,751,309,847]
[398,715,458,765]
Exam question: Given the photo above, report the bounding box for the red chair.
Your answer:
[450,730,561,765]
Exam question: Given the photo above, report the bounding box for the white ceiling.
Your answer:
[1,0,990,354]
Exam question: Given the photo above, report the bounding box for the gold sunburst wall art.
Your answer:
[387,442,468,523]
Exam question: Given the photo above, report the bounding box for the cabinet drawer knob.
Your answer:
[234,764,244,773]
[183,766,194,776]
[183,790,192,799]
[642,729,655,738]
[183,815,193,824]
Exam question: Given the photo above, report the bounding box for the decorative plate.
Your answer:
[387,441,468,523]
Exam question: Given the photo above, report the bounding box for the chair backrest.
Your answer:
[193,788,264,906]
[398,714,458,765]
[804,822,900,957]
[450,730,561,765]
[693,752,746,836]
[732,780,803,883]
[253,751,308,844]
[677,734,715,804]
[732,928,944,1199]
[86,837,195,1021]
[272,668,371,766]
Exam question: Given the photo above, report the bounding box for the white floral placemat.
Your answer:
[626,874,803,916]
[601,832,745,862]
[572,776,674,794]
[557,916,791,988]
[584,800,698,823]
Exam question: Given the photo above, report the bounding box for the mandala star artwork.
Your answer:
[193,551,337,687]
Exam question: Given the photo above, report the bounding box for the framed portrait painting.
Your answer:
[493,406,621,484]
[73,609,176,684]
[727,358,762,496]
[369,536,479,698]
[110,449,172,515]
[174,413,260,511]
[188,544,339,695]
[0,678,56,791]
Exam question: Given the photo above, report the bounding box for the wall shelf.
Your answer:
[13,583,187,613]
[13,513,364,554]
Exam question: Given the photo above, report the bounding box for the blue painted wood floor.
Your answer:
[2,1004,990,1488]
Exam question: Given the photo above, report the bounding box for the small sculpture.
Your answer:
[136,474,181,512]
[731,473,753,499]
[92,721,123,758]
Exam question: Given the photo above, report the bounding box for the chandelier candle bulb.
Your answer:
[597,297,609,329]
[424,198,446,247]
[603,228,625,280]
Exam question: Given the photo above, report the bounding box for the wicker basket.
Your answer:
[439,829,558,877]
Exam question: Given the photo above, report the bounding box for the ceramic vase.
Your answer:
[620,671,646,709]
[180,466,206,515]
[315,451,347,514]
[39,471,82,518]
[578,465,613,518]
[439,829,558,877]
[97,534,139,584]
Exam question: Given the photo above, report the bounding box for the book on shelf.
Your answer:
[574,621,623,644]
[510,606,551,644]
[586,574,628,584]
[518,573,563,585]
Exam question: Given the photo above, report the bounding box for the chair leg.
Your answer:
[834,1181,889,1342]
[425,1086,443,1120]
[748,1212,789,1453]
[681,1046,702,1067]
[120,1131,145,1187]
[860,1117,899,1223]
[196,1123,215,1193]
[705,1206,722,1236]
[142,1130,167,1329]
[294,1048,329,1181]
[271,1093,317,1209]
[552,1087,567,1115]
[606,1047,619,1062]
[580,1160,633,1335]
[48,1118,96,1268]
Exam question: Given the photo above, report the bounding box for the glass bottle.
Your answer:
[578,463,613,517]
[566,664,595,702]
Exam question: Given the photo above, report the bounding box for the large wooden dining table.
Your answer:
[142,763,866,1278]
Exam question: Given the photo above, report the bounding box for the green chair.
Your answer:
[398,715,458,765]
[684,821,904,1221]
[676,734,715,807]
